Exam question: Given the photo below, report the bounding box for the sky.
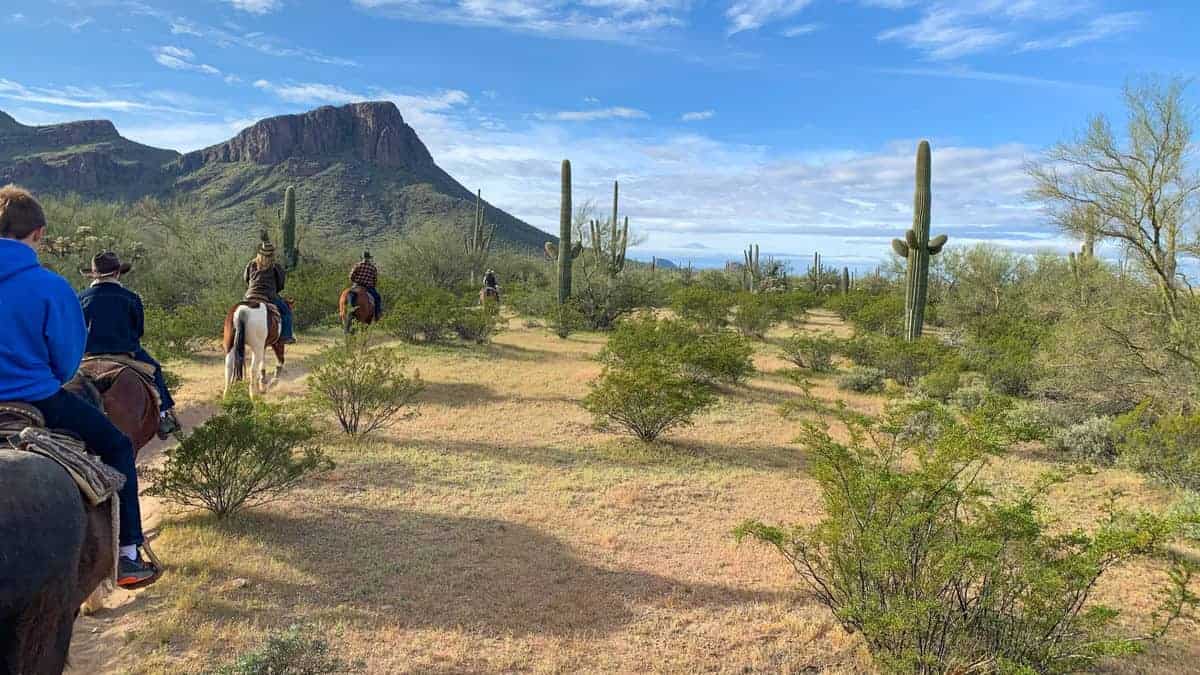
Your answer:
[1,0,1197,269]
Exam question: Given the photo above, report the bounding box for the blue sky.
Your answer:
[2,0,1197,268]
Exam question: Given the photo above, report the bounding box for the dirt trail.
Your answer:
[69,342,325,674]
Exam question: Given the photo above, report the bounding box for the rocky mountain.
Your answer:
[0,103,547,249]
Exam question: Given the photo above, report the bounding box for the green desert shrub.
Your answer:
[837,366,885,393]
[731,291,778,339]
[571,267,659,331]
[384,285,462,343]
[209,624,361,675]
[453,304,503,343]
[829,290,905,337]
[1001,399,1053,442]
[781,333,837,373]
[583,361,716,442]
[546,299,588,339]
[1051,416,1117,464]
[144,394,331,518]
[671,285,734,331]
[736,409,1193,674]
[601,313,754,385]
[842,335,959,386]
[284,258,356,331]
[963,312,1046,396]
[772,288,820,327]
[948,378,992,412]
[915,367,960,401]
[1115,403,1200,491]
[306,335,423,437]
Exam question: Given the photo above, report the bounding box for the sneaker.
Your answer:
[117,555,160,589]
[157,411,181,439]
[282,336,297,345]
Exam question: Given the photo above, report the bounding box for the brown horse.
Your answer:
[0,398,116,675]
[339,286,376,334]
[480,286,501,306]
[70,361,159,452]
[223,300,287,398]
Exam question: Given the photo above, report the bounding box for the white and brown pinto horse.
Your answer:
[223,300,289,398]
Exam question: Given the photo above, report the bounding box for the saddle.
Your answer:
[81,355,162,412]
[237,299,282,344]
[1,403,124,581]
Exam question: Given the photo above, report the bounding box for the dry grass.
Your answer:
[71,311,1199,674]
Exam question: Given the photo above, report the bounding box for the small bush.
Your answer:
[828,290,904,336]
[210,624,361,675]
[602,313,755,385]
[583,361,716,441]
[773,289,819,327]
[836,366,885,393]
[948,379,991,412]
[1002,399,1052,442]
[915,367,960,401]
[453,304,502,343]
[782,333,837,373]
[384,286,462,343]
[546,299,587,339]
[736,409,1194,674]
[671,286,734,331]
[731,292,777,339]
[145,394,331,518]
[842,334,959,386]
[1052,416,1117,463]
[1115,403,1200,491]
[307,335,423,437]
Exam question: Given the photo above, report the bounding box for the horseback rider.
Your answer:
[243,235,294,344]
[0,185,159,588]
[349,250,382,319]
[78,251,182,438]
[483,268,499,292]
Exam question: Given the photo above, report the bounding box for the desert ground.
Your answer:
[71,311,1200,674]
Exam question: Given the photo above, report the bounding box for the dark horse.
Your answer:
[340,286,376,334]
[0,385,117,675]
[479,285,500,306]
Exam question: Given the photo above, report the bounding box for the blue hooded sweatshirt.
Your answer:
[0,238,86,402]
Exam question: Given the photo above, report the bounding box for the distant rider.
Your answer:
[243,236,295,344]
[483,268,499,293]
[349,250,382,320]
[78,251,181,438]
[0,185,159,588]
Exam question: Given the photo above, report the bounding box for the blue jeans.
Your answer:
[32,388,143,547]
[131,347,174,412]
[272,298,294,340]
[348,287,382,319]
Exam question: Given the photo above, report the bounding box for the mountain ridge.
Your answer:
[0,102,547,249]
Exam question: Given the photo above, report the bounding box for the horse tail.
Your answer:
[231,307,247,381]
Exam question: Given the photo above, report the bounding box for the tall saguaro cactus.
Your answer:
[552,159,583,304]
[841,266,851,295]
[466,189,496,284]
[891,141,947,341]
[281,185,299,270]
[743,244,762,292]
[590,180,629,277]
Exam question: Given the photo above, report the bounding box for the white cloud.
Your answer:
[877,66,1109,93]
[67,17,94,31]
[253,80,360,104]
[726,0,814,35]
[223,0,283,13]
[121,118,259,152]
[252,79,471,132]
[781,22,820,37]
[1018,11,1143,51]
[153,46,223,76]
[680,110,714,122]
[0,78,206,115]
[584,96,600,104]
[878,7,1010,59]
[351,0,688,42]
[538,106,649,121]
[10,13,26,23]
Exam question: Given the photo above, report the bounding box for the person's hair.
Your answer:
[0,185,47,240]
[255,252,274,270]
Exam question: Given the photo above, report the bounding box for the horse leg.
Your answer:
[272,342,286,380]
[80,580,111,615]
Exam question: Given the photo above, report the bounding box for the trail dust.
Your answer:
[65,313,1200,674]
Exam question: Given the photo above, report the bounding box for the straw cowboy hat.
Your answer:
[80,251,132,278]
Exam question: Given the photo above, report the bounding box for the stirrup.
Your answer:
[120,542,164,590]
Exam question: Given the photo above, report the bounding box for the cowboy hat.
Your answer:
[80,251,132,278]
[362,250,372,261]
[257,230,276,256]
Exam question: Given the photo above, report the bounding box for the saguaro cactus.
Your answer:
[552,159,583,304]
[281,185,299,270]
[590,180,629,277]
[841,266,851,295]
[891,140,947,341]
[743,244,762,292]
[466,189,496,284]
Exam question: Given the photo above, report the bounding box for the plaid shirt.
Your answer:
[350,260,378,288]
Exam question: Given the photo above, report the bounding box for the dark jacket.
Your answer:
[244,261,286,301]
[78,281,143,355]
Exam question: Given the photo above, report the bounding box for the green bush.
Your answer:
[583,361,716,442]
[731,291,778,339]
[601,313,754,385]
[915,367,960,401]
[671,286,734,331]
[948,378,991,412]
[781,333,837,373]
[284,259,355,331]
[963,312,1046,396]
[1115,403,1200,491]
[144,394,331,518]
[736,409,1193,674]
[209,624,361,675]
[1002,399,1052,442]
[1052,416,1117,464]
[828,290,905,337]
[306,335,423,437]
[384,286,462,343]
[546,299,588,339]
[772,289,819,327]
[836,366,885,393]
[453,303,503,343]
[842,335,959,386]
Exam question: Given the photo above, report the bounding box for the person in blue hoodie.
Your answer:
[78,251,181,438]
[0,185,159,589]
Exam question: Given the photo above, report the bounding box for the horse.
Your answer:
[339,286,376,334]
[0,397,117,675]
[223,301,286,399]
[480,285,501,306]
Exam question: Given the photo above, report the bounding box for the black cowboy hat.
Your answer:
[80,251,132,278]
[362,250,372,260]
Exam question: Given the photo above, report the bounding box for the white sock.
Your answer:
[120,545,138,560]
